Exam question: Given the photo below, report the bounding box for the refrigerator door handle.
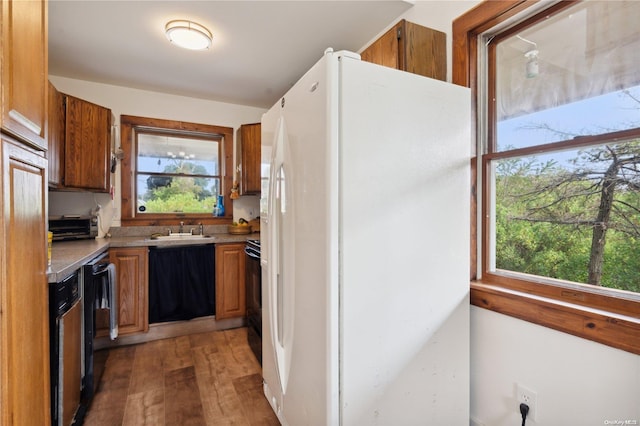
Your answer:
[267,117,292,395]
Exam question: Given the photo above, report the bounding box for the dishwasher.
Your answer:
[245,239,262,364]
[76,251,117,423]
[49,270,82,426]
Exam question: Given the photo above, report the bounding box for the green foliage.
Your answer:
[602,233,640,292]
[494,142,640,293]
[141,160,218,213]
[144,191,216,213]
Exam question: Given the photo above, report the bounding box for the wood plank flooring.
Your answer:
[83,327,280,426]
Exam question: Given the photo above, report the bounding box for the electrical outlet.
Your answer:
[517,383,537,422]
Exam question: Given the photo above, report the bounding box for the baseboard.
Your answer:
[94,315,246,349]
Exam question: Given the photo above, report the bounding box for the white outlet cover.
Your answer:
[516,383,538,422]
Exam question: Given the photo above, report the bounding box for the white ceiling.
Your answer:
[49,1,412,109]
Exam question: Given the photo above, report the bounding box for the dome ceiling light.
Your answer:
[165,20,212,51]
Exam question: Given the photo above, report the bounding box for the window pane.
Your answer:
[135,132,221,214]
[495,1,640,151]
[497,85,640,151]
[138,134,219,175]
[137,174,220,214]
[492,142,640,293]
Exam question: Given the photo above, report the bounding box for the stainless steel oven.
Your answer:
[245,239,262,364]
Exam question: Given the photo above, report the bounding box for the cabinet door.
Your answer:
[360,23,399,70]
[64,95,112,192]
[401,21,446,81]
[109,247,149,336]
[239,123,261,195]
[48,82,65,187]
[361,20,446,81]
[0,137,50,425]
[0,0,48,150]
[215,243,246,319]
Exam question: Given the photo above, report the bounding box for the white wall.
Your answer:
[382,2,640,426]
[471,308,639,426]
[48,75,265,231]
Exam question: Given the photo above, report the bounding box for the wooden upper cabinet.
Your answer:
[238,123,261,196]
[361,19,446,81]
[63,95,112,192]
[0,0,48,150]
[48,82,65,187]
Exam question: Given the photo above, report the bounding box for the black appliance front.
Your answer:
[76,251,116,423]
[148,244,215,324]
[245,239,262,364]
[49,270,81,426]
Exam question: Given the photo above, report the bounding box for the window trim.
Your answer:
[120,115,234,226]
[453,0,640,354]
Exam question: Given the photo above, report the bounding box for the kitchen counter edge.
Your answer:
[47,233,259,283]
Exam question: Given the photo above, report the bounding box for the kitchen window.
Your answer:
[120,115,234,225]
[454,0,640,354]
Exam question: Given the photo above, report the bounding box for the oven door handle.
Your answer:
[93,263,111,275]
[244,247,261,260]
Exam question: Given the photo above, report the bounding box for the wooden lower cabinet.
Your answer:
[98,242,247,343]
[215,243,246,320]
[107,247,149,336]
[0,136,50,425]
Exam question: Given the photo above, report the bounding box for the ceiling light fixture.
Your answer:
[165,20,212,51]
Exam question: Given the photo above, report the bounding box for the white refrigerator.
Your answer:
[260,49,470,426]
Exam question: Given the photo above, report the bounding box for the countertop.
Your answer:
[48,232,259,283]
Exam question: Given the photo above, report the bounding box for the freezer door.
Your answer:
[261,51,340,426]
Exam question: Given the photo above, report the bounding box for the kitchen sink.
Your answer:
[149,233,212,241]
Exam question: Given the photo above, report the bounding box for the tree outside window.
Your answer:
[487,2,640,297]
[136,133,221,214]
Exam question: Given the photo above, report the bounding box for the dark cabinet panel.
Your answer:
[148,245,215,323]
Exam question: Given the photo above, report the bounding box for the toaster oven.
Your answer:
[48,216,98,241]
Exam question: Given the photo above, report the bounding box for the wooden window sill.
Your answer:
[471,281,640,355]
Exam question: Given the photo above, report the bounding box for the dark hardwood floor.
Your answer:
[83,327,280,425]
